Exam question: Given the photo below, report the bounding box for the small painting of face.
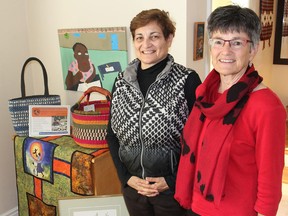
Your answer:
[73,43,90,72]
[210,31,258,77]
[133,21,173,69]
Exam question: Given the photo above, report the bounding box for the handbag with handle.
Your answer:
[71,86,111,149]
[8,57,61,136]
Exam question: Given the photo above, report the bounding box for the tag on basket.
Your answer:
[84,104,95,112]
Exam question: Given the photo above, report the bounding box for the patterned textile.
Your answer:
[260,0,274,48]
[14,135,107,216]
[283,0,288,37]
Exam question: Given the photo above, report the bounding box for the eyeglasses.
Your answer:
[209,38,253,50]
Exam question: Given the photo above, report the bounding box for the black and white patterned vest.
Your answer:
[110,55,191,178]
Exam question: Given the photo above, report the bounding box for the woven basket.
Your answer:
[71,86,111,149]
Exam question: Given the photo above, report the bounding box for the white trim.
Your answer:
[1,207,18,216]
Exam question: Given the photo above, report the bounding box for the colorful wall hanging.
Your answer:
[283,0,288,37]
[260,0,274,49]
[14,135,120,216]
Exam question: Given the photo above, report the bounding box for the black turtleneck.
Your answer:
[137,57,168,97]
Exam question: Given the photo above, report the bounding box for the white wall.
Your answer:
[186,0,210,81]
[26,0,203,106]
[0,0,29,214]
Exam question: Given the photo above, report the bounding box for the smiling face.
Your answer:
[210,31,258,78]
[133,21,173,69]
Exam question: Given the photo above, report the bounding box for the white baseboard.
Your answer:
[1,207,18,216]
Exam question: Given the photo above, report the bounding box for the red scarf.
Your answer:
[175,65,262,208]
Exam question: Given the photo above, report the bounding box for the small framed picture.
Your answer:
[193,22,205,61]
[58,194,129,215]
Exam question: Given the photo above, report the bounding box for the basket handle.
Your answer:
[21,57,49,98]
[77,86,112,105]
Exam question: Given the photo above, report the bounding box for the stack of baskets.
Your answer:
[71,86,111,149]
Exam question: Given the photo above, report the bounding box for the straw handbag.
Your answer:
[71,86,111,148]
[8,57,61,136]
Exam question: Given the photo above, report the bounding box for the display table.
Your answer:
[14,135,121,216]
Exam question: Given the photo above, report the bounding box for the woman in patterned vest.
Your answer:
[106,8,201,216]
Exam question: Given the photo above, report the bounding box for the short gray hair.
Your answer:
[207,5,261,48]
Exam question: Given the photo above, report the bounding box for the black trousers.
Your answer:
[122,186,198,216]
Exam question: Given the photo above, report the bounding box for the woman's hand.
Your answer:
[127,176,159,197]
[127,176,169,197]
[145,177,169,193]
[137,176,169,197]
[73,71,83,84]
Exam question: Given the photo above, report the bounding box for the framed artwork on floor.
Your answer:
[58,194,129,215]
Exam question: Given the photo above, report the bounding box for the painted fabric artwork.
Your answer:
[58,27,128,92]
[23,137,57,183]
